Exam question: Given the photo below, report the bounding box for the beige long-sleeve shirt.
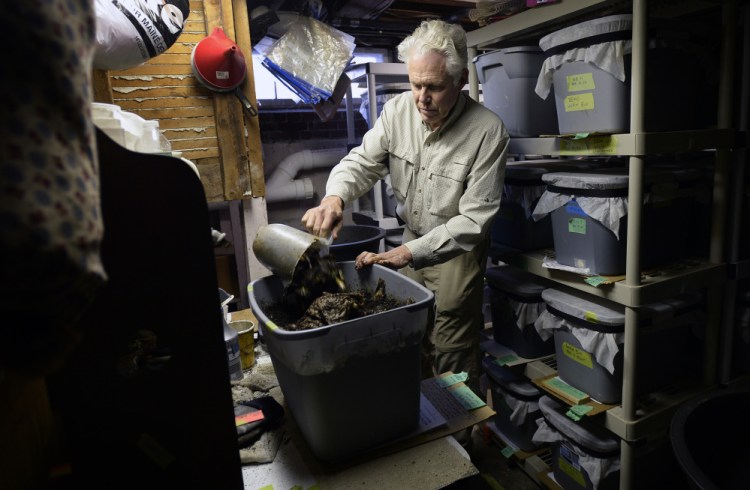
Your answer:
[326,91,509,269]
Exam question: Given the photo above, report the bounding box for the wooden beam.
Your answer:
[202,0,251,201]
[232,0,266,197]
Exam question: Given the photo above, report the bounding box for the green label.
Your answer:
[501,446,515,459]
[559,136,619,155]
[450,384,486,410]
[494,355,518,366]
[566,405,594,421]
[436,372,469,387]
[545,376,589,401]
[568,217,586,235]
[562,342,594,368]
[567,73,596,92]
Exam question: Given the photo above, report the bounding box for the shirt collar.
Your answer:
[420,92,468,135]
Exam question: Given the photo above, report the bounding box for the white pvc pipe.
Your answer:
[265,148,347,203]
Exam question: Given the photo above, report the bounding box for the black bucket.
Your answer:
[329,225,386,261]
[670,386,750,489]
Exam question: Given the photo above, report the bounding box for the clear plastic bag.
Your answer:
[261,16,355,104]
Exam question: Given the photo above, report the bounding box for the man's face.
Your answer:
[407,50,465,131]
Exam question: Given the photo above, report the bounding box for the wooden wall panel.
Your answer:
[102,0,265,202]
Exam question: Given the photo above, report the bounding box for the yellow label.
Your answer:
[584,311,598,323]
[559,136,618,155]
[564,93,595,112]
[567,73,596,92]
[562,341,594,369]
[265,320,278,331]
[559,456,587,487]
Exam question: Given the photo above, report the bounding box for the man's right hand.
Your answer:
[301,195,344,239]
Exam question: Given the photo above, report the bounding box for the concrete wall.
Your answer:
[258,107,369,227]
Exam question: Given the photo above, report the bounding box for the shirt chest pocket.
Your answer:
[387,150,415,202]
[428,159,471,217]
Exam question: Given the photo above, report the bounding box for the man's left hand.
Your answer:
[354,245,413,270]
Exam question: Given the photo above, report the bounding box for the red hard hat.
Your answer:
[191,27,247,91]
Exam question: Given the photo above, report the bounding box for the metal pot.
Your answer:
[191,26,257,117]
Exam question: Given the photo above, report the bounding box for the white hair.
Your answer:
[397,20,468,86]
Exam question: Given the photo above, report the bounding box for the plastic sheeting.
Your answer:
[535,14,632,99]
[260,16,355,104]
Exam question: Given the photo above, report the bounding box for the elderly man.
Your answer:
[302,19,509,394]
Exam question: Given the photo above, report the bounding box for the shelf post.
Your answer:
[620,1,648,489]
[468,46,480,102]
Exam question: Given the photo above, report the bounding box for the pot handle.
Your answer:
[234,87,258,117]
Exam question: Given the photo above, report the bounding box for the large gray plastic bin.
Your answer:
[491,159,608,252]
[535,395,621,490]
[536,15,708,134]
[473,46,558,137]
[482,357,544,452]
[533,167,694,275]
[537,287,703,404]
[485,265,555,358]
[248,262,434,462]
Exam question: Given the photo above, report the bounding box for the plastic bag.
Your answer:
[261,16,355,104]
[93,0,190,71]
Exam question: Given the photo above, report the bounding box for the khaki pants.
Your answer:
[401,228,488,393]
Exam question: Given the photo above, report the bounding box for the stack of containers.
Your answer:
[485,265,556,359]
[533,395,621,490]
[490,159,612,252]
[482,357,545,452]
[531,167,697,276]
[473,46,558,137]
[534,14,708,134]
[535,287,704,404]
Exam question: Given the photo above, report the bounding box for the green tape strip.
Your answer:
[436,372,469,387]
[546,376,588,401]
[450,384,486,410]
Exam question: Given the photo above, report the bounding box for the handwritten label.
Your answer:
[562,342,594,369]
[568,217,586,235]
[560,136,619,155]
[564,92,595,112]
[449,384,486,410]
[436,372,469,387]
[567,73,596,92]
[545,376,590,402]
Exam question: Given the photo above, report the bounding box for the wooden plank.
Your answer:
[203,0,249,201]
[233,0,265,197]
[102,0,263,206]
[111,85,212,99]
[92,69,114,104]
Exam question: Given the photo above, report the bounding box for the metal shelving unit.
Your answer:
[467,1,741,488]
[344,63,409,241]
